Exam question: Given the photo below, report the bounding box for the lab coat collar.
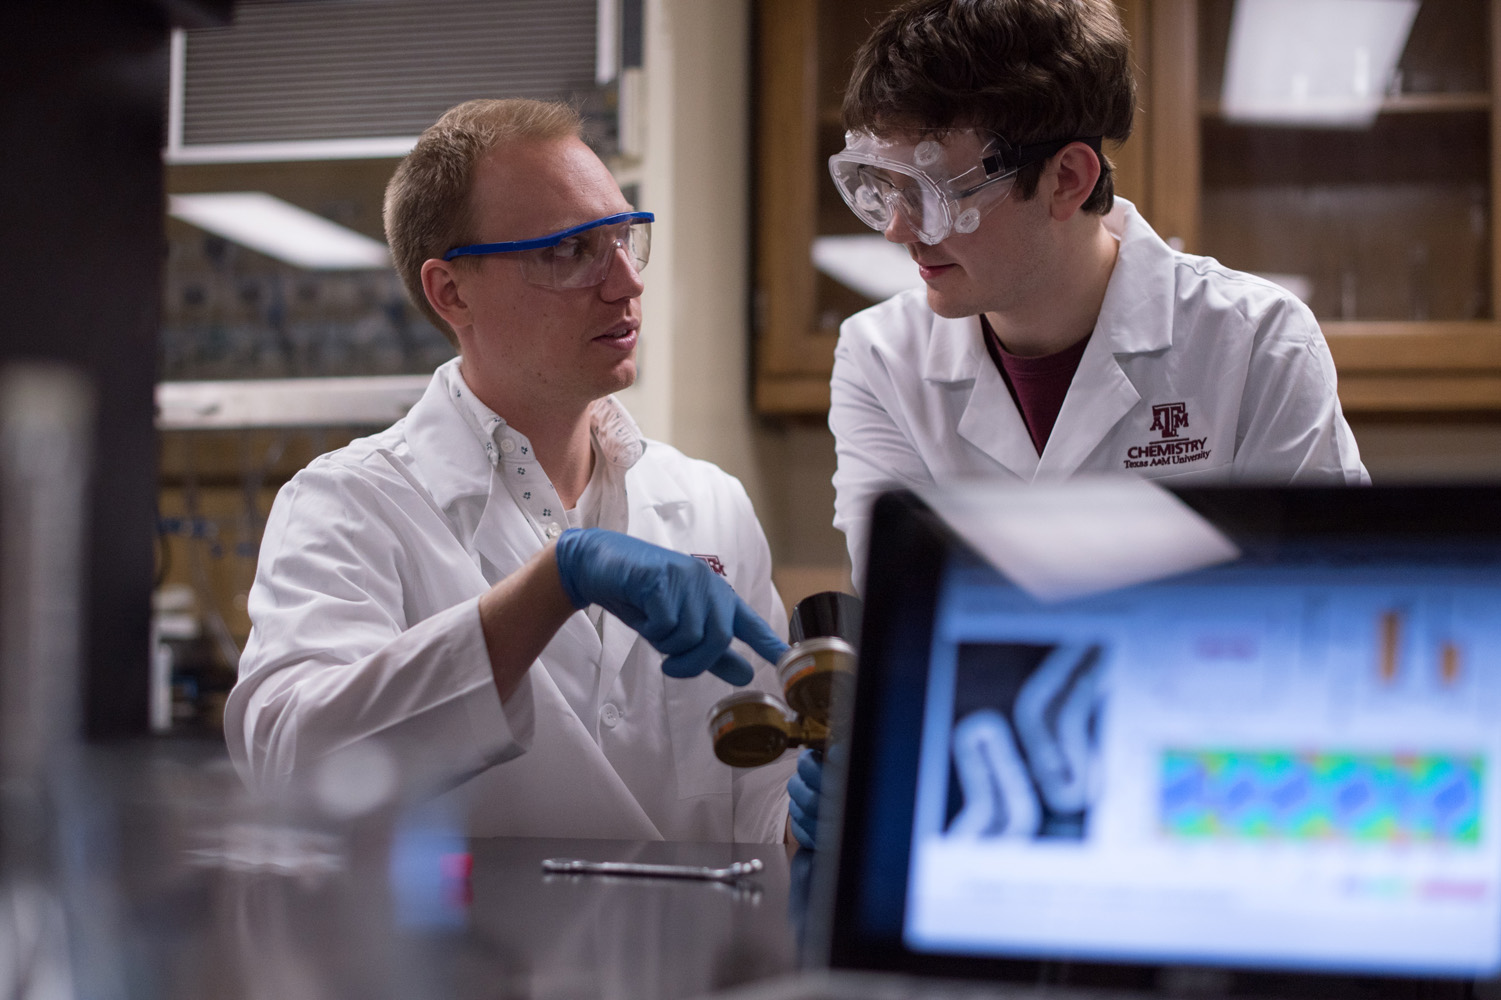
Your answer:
[1094,197,1175,357]
[945,198,1175,480]
[406,359,649,515]
[920,197,1173,387]
[623,460,693,515]
[407,355,682,542]
[405,359,497,513]
[405,361,673,726]
[919,310,985,384]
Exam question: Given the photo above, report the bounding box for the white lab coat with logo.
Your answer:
[224,364,794,842]
[831,198,1368,583]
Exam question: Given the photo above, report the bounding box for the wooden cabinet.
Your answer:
[752,0,1501,415]
[1146,0,1501,412]
[753,0,868,413]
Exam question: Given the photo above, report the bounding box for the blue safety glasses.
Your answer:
[442,211,654,290]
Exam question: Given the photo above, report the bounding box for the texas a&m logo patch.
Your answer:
[1122,400,1212,470]
[1150,401,1189,438]
[692,553,727,577]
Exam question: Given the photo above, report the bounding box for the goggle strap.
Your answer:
[981,135,1103,176]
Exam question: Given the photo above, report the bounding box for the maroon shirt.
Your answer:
[981,316,1092,456]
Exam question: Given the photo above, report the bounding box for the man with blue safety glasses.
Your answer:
[442,210,654,289]
[225,99,799,843]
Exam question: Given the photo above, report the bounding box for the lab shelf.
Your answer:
[155,373,428,430]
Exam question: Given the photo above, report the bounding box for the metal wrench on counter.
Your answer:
[541,857,764,884]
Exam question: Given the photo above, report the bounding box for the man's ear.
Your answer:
[1045,142,1103,222]
[421,258,473,333]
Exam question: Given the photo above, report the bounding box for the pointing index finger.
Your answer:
[732,597,790,667]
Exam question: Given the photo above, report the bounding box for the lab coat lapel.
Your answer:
[591,476,686,706]
[409,369,607,721]
[603,482,734,802]
[399,364,644,835]
[455,497,630,832]
[948,318,1040,481]
[470,480,606,723]
[595,604,641,711]
[1036,200,1174,480]
[1035,339,1140,479]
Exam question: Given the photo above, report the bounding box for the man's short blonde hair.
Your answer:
[383,98,584,346]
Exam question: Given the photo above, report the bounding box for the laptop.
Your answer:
[712,479,1501,1000]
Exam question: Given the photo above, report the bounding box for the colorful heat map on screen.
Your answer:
[1161,750,1482,844]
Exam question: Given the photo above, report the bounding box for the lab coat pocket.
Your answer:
[664,674,733,801]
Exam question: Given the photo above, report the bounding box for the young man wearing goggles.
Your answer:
[225,99,798,844]
[826,0,1369,585]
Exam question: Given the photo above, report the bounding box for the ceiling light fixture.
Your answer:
[168,192,391,270]
[1221,0,1419,127]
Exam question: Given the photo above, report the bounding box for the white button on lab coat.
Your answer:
[224,361,794,842]
[830,199,1369,586]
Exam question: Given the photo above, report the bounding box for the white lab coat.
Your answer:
[830,198,1368,584]
[225,363,794,842]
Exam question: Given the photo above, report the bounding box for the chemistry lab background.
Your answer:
[144,0,1501,735]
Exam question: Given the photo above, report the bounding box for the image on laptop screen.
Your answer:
[846,483,1501,982]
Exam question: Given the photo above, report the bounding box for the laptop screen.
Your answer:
[827,483,1501,984]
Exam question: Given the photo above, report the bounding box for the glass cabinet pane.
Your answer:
[1197,0,1491,322]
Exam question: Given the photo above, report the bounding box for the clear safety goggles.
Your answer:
[443,211,654,289]
[828,130,1099,244]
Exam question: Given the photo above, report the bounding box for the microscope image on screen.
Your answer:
[943,642,1106,840]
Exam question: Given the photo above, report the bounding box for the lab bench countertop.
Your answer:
[11,738,804,1000]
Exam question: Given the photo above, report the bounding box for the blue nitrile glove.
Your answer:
[553,528,788,686]
[788,748,823,850]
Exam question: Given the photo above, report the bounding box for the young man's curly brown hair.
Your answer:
[843,0,1136,215]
